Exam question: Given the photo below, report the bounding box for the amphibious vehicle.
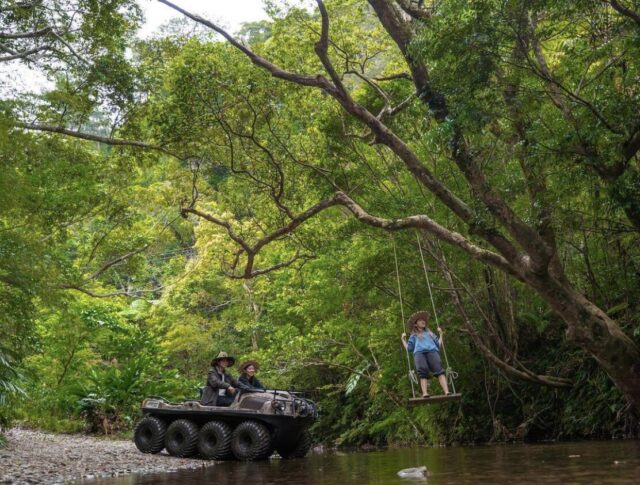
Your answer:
[133,389,317,461]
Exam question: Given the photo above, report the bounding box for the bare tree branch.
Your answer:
[0,45,52,62]
[0,26,52,39]
[182,191,516,279]
[374,72,412,81]
[15,122,181,158]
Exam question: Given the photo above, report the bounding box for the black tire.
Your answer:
[231,420,273,461]
[134,416,167,454]
[277,430,312,459]
[197,420,233,460]
[165,419,199,458]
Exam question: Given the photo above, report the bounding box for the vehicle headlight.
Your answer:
[296,400,309,417]
[271,400,285,413]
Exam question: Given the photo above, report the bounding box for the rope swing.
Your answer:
[392,233,461,405]
[416,232,458,395]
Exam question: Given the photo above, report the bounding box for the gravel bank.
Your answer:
[0,428,214,484]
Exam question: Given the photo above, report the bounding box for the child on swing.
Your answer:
[401,311,451,398]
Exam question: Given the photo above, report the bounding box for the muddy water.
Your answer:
[86,440,640,484]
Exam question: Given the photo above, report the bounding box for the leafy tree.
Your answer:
[144,0,640,410]
[2,0,640,444]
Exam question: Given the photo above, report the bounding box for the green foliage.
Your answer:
[1,0,639,447]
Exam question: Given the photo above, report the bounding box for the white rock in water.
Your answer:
[397,466,427,478]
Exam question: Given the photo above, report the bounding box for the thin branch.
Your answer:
[0,45,52,61]
[374,72,412,81]
[85,246,148,282]
[15,122,181,158]
[61,284,167,298]
[0,26,52,39]
[527,17,623,136]
[50,30,89,65]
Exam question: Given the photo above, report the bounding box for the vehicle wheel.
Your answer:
[165,419,199,457]
[133,416,167,454]
[277,430,312,459]
[198,420,233,460]
[231,420,273,461]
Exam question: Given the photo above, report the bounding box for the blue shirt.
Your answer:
[407,331,440,354]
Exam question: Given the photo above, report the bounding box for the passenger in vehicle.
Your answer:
[201,351,248,407]
[238,360,266,390]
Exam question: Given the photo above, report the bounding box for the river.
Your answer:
[85,440,640,484]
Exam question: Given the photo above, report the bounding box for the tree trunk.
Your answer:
[528,273,640,408]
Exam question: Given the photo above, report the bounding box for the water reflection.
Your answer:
[86,440,640,485]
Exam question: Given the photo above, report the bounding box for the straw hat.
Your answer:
[238,360,260,374]
[211,351,236,367]
[406,311,430,333]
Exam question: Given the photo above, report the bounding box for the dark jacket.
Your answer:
[201,366,249,406]
[238,374,266,390]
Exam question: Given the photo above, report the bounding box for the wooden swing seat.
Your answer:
[408,393,462,405]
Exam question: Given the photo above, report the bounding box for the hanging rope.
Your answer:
[392,236,417,398]
[416,232,458,395]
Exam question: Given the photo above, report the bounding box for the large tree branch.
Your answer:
[499,54,562,277]
[334,192,517,274]
[367,0,445,119]
[182,192,517,279]
[608,0,640,26]
[157,0,335,92]
[623,127,640,161]
[314,0,349,97]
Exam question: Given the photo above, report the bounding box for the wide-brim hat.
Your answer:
[211,351,235,367]
[406,311,430,333]
[238,360,260,374]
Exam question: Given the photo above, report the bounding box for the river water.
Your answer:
[89,440,640,484]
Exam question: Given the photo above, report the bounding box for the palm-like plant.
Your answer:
[0,345,26,431]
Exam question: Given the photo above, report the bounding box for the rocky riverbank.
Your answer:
[0,428,214,484]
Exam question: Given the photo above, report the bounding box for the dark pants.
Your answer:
[414,351,445,378]
[217,394,235,407]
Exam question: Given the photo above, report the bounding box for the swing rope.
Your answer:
[392,237,417,398]
[416,232,458,395]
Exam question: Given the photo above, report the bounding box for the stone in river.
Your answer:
[397,466,428,479]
